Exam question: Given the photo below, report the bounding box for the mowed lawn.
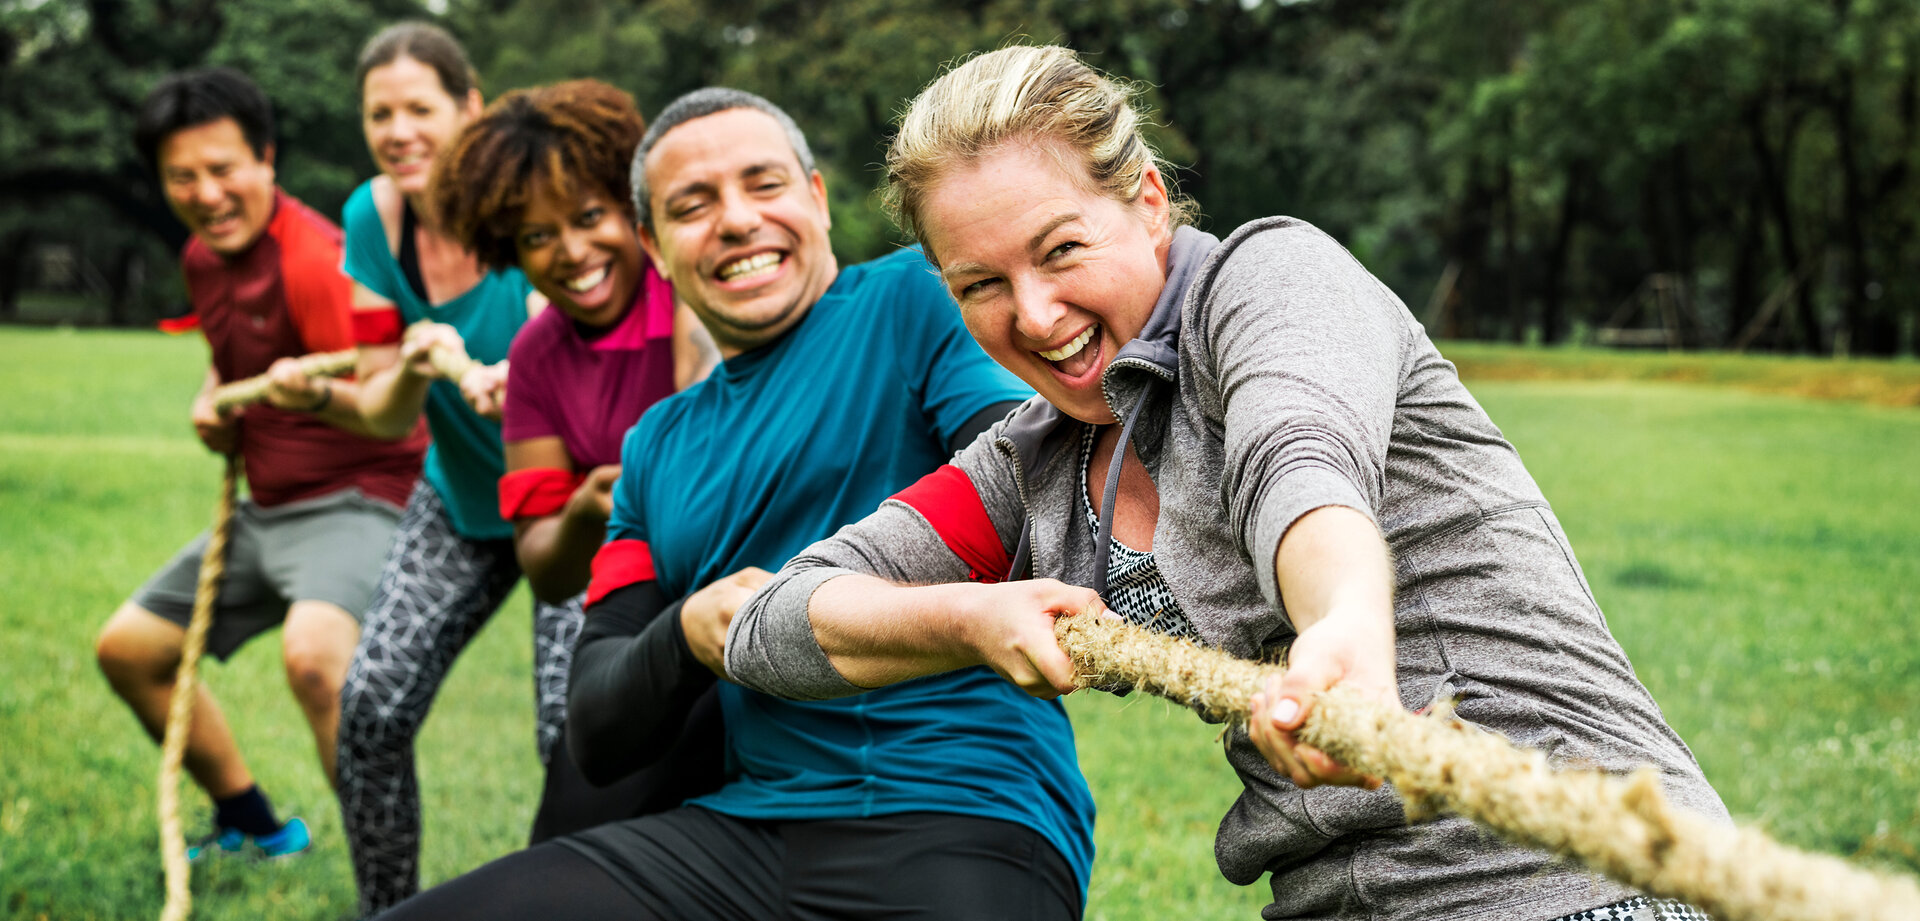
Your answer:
[1,327,1915,921]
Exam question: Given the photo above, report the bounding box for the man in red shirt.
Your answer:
[94,67,427,861]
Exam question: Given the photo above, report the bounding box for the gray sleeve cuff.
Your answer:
[1249,463,1379,618]
[725,566,867,701]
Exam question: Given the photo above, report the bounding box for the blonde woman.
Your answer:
[729,45,1730,921]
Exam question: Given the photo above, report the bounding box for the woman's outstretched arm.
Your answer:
[1250,505,1398,790]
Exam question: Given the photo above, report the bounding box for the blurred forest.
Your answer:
[3,0,1917,354]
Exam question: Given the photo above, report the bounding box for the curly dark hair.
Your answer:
[432,79,645,270]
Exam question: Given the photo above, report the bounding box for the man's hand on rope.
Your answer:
[1250,606,1397,790]
[191,392,240,454]
[566,465,621,524]
[683,567,772,676]
[262,356,331,413]
[459,361,509,420]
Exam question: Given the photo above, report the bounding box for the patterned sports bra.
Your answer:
[1079,426,1198,640]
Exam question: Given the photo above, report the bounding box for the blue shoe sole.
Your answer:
[186,816,311,862]
[252,816,311,860]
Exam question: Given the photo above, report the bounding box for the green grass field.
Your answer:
[1,327,1915,920]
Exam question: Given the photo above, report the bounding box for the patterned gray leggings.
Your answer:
[336,482,585,918]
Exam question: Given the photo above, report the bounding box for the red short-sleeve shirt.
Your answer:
[183,190,427,508]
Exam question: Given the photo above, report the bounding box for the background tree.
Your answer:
[5,0,1916,355]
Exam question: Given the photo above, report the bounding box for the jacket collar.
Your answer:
[1106,224,1218,387]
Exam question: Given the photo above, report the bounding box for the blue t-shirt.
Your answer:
[342,180,533,540]
[608,247,1095,892]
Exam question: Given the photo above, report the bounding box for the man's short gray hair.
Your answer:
[630,87,817,231]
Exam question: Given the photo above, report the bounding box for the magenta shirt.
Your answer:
[502,263,677,468]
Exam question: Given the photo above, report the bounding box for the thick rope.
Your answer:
[422,338,478,383]
[207,328,482,415]
[209,350,357,412]
[1055,614,1920,921]
[404,320,480,383]
[157,455,240,921]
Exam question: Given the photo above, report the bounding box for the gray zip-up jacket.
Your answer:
[728,218,1728,920]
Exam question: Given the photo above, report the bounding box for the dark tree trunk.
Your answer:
[1668,147,1698,345]
[1541,161,1586,345]
[0,229,31,322]
[107,244,144,327]
[1499,155,1521,341]
[1728,189,1764,346]
[1829,71,1874,354]
[1445,168,1498,340]
[1747,102,1818,352]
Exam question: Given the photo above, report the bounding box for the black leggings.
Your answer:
[378,807,1082,921]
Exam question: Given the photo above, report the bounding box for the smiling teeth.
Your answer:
[565,266,608,293]
[1039,326,1096,362]
[719,252,781,281]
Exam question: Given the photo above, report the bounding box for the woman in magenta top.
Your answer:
[434,78,715,840]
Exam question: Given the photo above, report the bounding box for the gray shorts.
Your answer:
[132,488,403,661]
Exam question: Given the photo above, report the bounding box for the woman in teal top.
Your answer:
[327,22,573,917]
[340,175,531,537]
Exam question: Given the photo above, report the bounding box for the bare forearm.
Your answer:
[810,575,983,688]
[1256,504,1401,788]
[728,499,1091,701]
[195,366,221,402]
[799,573,1094,699]
[515,513,605,604]
[1272,505,1395,634]
[297,378,385,436]
[353,356,432,439]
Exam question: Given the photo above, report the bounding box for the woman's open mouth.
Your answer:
[1039,324,1101,379]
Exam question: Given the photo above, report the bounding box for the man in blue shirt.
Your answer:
[378,89,1093,921]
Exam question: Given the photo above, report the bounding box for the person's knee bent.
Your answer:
[336,641,429,758]
[95,604,181,689]
[283,601,357,711]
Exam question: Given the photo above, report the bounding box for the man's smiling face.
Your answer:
[157,117,277,257]
[638,107,838,357]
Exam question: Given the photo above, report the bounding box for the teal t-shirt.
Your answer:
[341,180,532,540]
[606,248,1094,893]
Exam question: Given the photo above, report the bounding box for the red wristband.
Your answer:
[498,467,589,522]
[586,540,657,607]
[352,307,404,345]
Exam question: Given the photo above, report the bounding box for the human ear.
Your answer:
[638,223,668,276]
[1137,164,1171,238]
[809,170,831,230]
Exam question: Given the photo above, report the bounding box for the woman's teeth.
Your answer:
[565,265,608,293]
[719,252,782,282]
[1039,326,1097,362]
